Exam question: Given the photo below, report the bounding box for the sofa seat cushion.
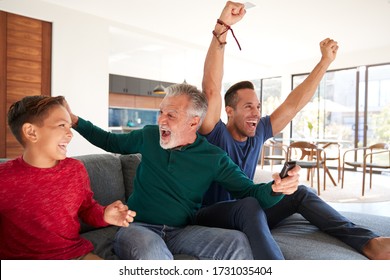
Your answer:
[81,226,119,259]
[271,211,390,259]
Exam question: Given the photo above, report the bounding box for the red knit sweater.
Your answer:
[0,157,108,259]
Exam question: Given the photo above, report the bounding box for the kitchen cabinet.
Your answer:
[109,74,174,96]
[109,75,127,93]
[109,74,140,94]
[139,78,153,96]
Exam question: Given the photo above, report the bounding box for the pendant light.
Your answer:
[153,83,165,94]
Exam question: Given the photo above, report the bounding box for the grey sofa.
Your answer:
[2,153,390,259]
[77,153,390,260]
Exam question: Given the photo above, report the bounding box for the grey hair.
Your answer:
[165,83,208,126]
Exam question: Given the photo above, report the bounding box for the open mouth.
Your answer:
[246,120,257,130]
[58,143,68,153]
[160,128,171,140]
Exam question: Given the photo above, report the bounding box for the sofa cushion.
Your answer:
[119,153,142,200]
[74,154,126,233]
[75,154,126,204]
[271,211,390,259]
[81,226,119,259]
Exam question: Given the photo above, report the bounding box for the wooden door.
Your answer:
[0,11,52,158]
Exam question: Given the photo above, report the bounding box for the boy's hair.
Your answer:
[8,95,65,145]
[224,81,255,108]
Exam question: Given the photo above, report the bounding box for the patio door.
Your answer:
[291,64,390,170]
[363,64,390,147]
[291,68,357,147]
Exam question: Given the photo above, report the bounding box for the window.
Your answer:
[291,68,357,148]
[109,107,159,130]
[366,64,390,146]
[257,77,282,116]
[291,63,390,169]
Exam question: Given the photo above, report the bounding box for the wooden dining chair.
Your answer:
[341,143,390,196]
[286,141,326,195]
[316,141,341,184]
[260,139,288,171]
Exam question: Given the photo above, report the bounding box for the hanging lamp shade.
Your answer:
[153,83,166,94]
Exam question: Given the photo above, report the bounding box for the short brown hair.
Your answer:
[8,95,65,145]
[224,81,255,108]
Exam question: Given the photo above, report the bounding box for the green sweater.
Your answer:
[75,118,284,227]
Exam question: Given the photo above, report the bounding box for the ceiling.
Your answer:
[41,0,390,85]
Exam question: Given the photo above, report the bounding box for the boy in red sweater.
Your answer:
[0,95,136,260]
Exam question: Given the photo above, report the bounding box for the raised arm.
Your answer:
[270,38,339,135]
[199,1,246,135]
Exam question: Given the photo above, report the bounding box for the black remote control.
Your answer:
[272,161,296,196]
[279,161,296,179]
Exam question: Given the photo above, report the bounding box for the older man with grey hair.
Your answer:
[65,83,299,259]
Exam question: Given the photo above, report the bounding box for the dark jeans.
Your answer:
[196,196,284,259]
[195,185,379,259]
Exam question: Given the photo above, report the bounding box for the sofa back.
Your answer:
[74,154,127,205]
[119,153,141,200]
[74,153,142,233]
[0,153,141,204]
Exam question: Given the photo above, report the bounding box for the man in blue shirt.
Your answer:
[196,1,390,260]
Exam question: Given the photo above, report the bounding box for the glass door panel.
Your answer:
[258,77,282,116]
[292,69,358,168]
[366,64,390,146]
